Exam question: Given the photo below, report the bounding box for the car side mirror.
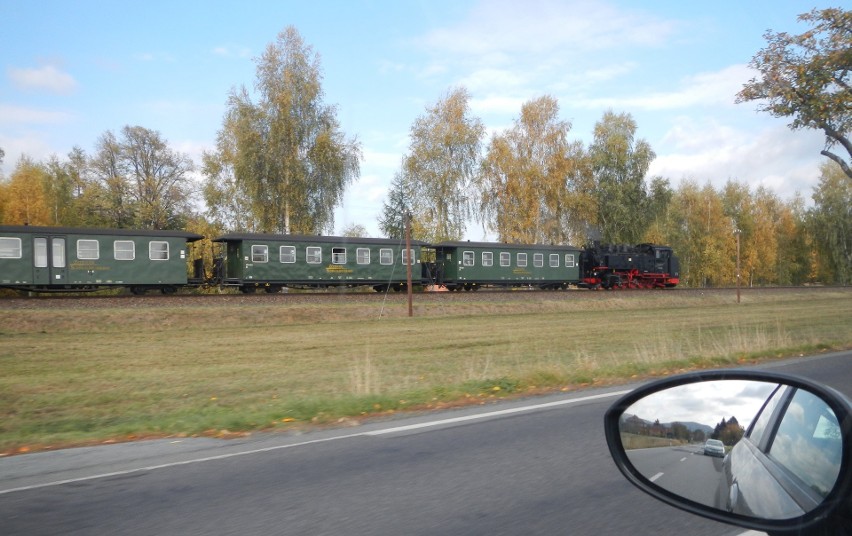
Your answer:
[604,370,852,534]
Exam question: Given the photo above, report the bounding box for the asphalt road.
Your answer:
[627,443,725,507]
[1,351,850,536]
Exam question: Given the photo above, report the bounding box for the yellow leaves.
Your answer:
[1,159,53,226]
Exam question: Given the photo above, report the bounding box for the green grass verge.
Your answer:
[1,289,851,454]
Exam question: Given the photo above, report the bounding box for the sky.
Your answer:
[624,380,780,430]
[0,0,836,239]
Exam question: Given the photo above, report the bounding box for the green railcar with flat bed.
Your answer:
[212,233,428,293]
[0,225,203,294]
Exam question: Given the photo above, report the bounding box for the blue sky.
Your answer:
[1,0,835,238]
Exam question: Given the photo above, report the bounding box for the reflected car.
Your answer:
[703,439,725,457]
[717,384,843,519]
[605,371,852,534]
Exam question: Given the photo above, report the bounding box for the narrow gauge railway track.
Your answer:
[0,286,842,310]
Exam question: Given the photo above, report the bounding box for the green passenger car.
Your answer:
[0,225,203,293]
[431,241,582,290]
[212,234,427,292]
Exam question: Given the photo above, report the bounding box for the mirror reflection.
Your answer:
[619,380,842,520]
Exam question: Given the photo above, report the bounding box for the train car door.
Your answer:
[32,235,68,286]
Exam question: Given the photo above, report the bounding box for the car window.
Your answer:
[748,384,785,445]
[768,388,842,498]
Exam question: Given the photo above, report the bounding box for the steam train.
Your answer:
[0,225,679,294]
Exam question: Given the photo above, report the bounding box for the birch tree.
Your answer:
[810,163,852,284]
[479,96,592,244]
[400,87,484,242]
[588,111,654,243]
[0,157,52,226]
[206,26,361,234]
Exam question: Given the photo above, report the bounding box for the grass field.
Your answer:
[1,288,851,455]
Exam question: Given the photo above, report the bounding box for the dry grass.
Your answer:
[1,288,851,454]
[621,433,686,450]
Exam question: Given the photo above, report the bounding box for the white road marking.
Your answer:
[680,457,687,462]
[649,472,664,482]
[0,389,631,495]
[365,390,632,435]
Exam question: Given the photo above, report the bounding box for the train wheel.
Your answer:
[240,286,256,294]
[605,275,622,289]
[130,286,147,295]
[160,286,177,295]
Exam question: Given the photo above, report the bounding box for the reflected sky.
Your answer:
[625,380,779,429]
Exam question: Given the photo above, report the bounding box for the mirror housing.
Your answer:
[604,370,852,534]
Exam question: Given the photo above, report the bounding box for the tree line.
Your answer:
[1,9,849,286]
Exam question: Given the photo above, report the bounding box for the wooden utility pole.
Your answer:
[405,213,413,317]
[734,227,742,304]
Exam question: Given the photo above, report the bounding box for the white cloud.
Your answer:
[418,0,676,58]
[0,133,57,174]
[649,119,825,200]
[579,64,753,111]
[362,148,403,172]
[470,95,528,116]
[8,65,78,94]
[583,62,639,84]
[134,52,177,63]
[458,68,526,93]
[0,104,75,125]
[212,45,252,59]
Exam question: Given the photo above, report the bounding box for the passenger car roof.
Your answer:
[0,225,204,242]
[213,233,429,246]
[432,241,580,250]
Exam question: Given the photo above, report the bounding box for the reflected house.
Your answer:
[620,414,671,438]
[622,414,648,435]
[650,420,668,438]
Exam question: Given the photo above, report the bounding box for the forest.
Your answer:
[0,9,849,287]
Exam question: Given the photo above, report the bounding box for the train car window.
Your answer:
[306,247,322,264]
[565,254,576,268]
[357,248,370,265]
[77,239,100,260]
[517,253,527,268]
[114,240,135,261]
[482,252,493,267]
[252,245,268,263]
[280,246,296,263]
[149,241,169,261]
[533,253,544,268]
[549,254,560,268]
[0,237,22,258]
[52,238,66,267]
[380,248,393,265]
[500,252,511,267]
[332,247,347,265]
[401,248,415,266]
[462,251,474,267]
[34,238,48,267]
